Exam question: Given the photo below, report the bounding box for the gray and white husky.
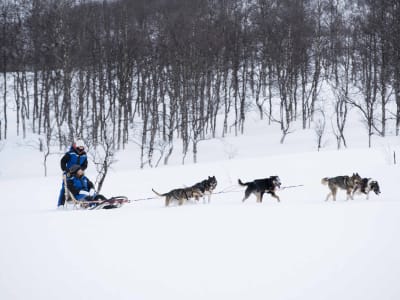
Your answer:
[352,178,381,200]
[191,176,218,203]
[321,173,362,201]
[152,187,203,207]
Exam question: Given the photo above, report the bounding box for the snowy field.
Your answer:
[1,113,400,300]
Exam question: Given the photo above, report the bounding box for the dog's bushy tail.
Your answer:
[238,179,248,186]
[321,178,329,185]
[152,188,165,197]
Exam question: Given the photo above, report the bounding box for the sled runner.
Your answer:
[62,175,129,210]
[87,196,130,210]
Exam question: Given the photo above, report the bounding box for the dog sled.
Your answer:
[62,175,130,210]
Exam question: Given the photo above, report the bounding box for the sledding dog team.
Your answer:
[57,140,381,208]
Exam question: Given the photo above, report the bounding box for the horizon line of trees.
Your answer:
[1,0,399,168]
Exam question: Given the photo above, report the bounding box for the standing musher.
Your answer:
[57,140,88,207]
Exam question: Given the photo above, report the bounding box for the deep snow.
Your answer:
[1,134,400,300]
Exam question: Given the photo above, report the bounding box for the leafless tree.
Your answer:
[0,0,399,166]
[314,108,326,151]
[87,130,116,193]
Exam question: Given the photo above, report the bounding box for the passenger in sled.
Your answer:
[66,164,107,206]
[65,164,129,209]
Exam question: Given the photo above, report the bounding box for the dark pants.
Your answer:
[57,181,66,206]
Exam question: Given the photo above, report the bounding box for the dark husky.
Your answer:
[238,176,282,203]
[352,178,381,200]
[152,186,205,207]
[321,173,362,201]
[191,176,218,203]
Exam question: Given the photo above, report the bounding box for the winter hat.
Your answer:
[74,139,85,148]
[69,164,82,175]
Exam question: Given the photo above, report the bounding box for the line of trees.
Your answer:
[1,0,399,167]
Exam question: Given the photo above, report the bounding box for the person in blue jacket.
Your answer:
[57,140,88,207]
[66,164,107,202]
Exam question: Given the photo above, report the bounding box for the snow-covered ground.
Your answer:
[1,110,400,299]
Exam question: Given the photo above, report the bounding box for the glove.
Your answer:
[79,190,90,196]
[89,189,96,197]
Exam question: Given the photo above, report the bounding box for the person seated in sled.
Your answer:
[57,140,88,207]
[66,164,107,202]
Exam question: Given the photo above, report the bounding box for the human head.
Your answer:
[73,139,85,154]
[69,164,84,177]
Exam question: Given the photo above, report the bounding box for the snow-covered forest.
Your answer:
[1,1,400,300]
[1,0,399,168]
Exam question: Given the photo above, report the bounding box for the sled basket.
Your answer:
[62,175,129,210]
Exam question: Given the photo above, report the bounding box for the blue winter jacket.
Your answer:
[60,146,88,172]
[66,174,94,200]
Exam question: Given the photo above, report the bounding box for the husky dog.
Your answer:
[238,176,282,203]
[321,173,362,201]
[184,186,205,202]
[352,178,381,200]
[152,188,191,206]
[152,185,207,206]
[191,176,218,203]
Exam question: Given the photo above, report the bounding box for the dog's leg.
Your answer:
[270,192,280,202]
[165,197,169,207]
[332,188,337,201]
[325,192,331,201]
[365,185,371,200]
[326,185,334,201]
[351,187,361,199]
[260,192,265,203]
[255,192,261,203]
[242,189,251,202]
[346,188,353,200]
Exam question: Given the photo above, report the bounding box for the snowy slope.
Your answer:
[1,139,400,300]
